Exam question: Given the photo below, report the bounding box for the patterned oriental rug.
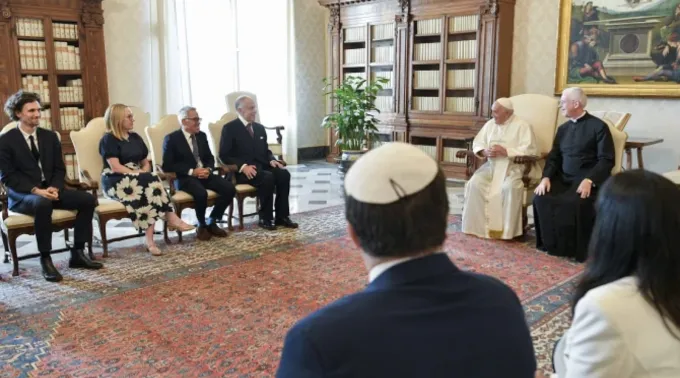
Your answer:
[0,206,581,377]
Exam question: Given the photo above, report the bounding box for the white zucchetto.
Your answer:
[344,142,439,205]
[495,97,513,110]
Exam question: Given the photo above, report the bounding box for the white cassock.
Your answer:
[461,114,539,239]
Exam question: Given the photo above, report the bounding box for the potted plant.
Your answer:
[321,75,388,175]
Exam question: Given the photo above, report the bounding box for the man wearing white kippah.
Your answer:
[276,142,537,378]
[462,97,540,240]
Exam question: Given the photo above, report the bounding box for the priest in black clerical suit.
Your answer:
[219,95,297,231]
[533,87,614,262]
[0,90,101,282]
[162,106,235,241]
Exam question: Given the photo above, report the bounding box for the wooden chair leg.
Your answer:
[227,201,234,231]
[64,227,70,243]
[238,196,245,230]
[1,230,9,263]
[522,206,528,236]
[8,232,19,276]
[98,219,109,258]
[175,207,183,243]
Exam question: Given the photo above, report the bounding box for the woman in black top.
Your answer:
[99,104,194,255]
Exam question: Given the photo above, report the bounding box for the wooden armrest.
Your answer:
[512,155,541,164]
[456,150,477,160]
[64,177,98,191]
[0,182,7,219]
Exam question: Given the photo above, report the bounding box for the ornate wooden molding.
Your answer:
[82,0,104,27]
[319,0,374,6]
[1,0,11,20]
[482,0,499,16]
[395,0,409,24]
[328,4,340,33]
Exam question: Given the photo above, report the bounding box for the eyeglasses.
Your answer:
[185,117,202,123]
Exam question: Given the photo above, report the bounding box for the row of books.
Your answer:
[53,23,79,40]
[416,19,442,35]
[449,15,479,33]
[344,48,366,65]
[446,97,475,113]
[16,18,44,38]
[22,75,50,103]
[447,69,476,89]
[414,42,441,61]
[413,70,440,89]
[413,96,441,111]
[54,42,81,71]
[372,71,393,89]
[344,27,366,43]
[60,107,85,131]
[374,96,393,113]
[59,80,84,103]
[442,147,468,164]
[19,41,47,70]
[63,154,80,181]
[371,46,394,64]
[415,144,437,159]
[448,40,477,60]
[371,24,395,40]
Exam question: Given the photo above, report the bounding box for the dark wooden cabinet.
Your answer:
[319,0,514,179]
[0,0,108,158]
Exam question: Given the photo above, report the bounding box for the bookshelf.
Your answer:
[320,0,515,179]
[0,0,109,180]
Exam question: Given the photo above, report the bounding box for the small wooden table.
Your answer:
[624,137,664,170]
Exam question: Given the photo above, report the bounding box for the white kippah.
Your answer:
[495,97,513,110]
[344,142,439,205]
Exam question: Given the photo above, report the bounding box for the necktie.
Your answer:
[29,135,40,162]
[246,123,254,138]
[190,134,202,167]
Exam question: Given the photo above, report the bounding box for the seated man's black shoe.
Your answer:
[40,256,63,282]
[69,248,103,269]
[275,216,298,229]
[258,219,277,231]
[207,223,228,237]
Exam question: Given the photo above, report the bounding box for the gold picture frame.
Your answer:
[555,0,680,98]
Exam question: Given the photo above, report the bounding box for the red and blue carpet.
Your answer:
[0,206,581,377]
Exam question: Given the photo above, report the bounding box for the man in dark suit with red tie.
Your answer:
[219,95,297,231]
[0,90,101,282]
[162,106,235,240]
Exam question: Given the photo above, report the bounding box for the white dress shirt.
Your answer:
[368,253,445,283]
[18,124,45,181]
[182,128,202,176]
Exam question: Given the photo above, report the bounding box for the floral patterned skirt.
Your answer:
[101,163,172,232]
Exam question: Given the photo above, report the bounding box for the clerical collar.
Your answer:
[570,111,587,123]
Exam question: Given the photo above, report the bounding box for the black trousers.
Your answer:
[177,174,236,226]
[533,179,597,262]
[10,189,96,255]
[237,167,290,221]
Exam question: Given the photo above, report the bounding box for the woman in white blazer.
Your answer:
[550,170,680,378]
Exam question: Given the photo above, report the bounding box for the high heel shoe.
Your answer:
[145,243,163,256]
[167,221,195,232]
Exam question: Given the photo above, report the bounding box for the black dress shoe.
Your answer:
[40,256,63,282]
[275,217,298,229]
[69,249,103,270]
[258,219,277,231]
[196,226,213,241]
[207,223,228,237]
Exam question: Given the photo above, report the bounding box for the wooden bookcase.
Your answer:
[0,0,109,179]
[320,0,515,180]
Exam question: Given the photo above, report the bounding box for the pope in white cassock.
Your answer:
[461,98,539,240]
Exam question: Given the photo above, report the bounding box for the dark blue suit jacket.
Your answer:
[0,126,66,209]
[276,253,536,378]
[162,129,215,178]
[219,118,274,170]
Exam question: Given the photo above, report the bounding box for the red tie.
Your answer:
[246,123,254,138]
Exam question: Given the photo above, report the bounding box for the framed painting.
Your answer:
[555,0,680,97]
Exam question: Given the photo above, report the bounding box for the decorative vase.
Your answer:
[338,150,366,177]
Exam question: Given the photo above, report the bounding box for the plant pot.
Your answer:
[338,150,366,177]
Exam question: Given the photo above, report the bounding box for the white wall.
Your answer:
[511,0,678,173]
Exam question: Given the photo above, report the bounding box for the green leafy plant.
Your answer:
[321,75,389,151]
